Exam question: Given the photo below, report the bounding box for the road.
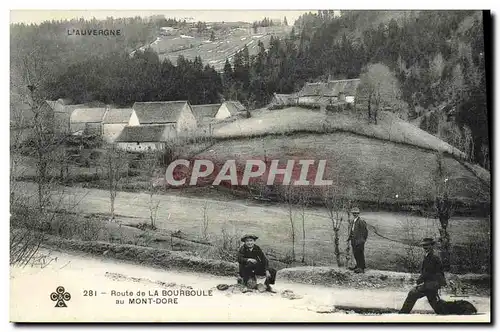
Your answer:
[10,250,490,322]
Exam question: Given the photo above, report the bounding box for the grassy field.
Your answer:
[15,181,490,273]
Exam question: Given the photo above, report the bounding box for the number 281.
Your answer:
[83,290,97,296]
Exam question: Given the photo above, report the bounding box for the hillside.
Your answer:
[195,108,489,207]
[137,26,292,71]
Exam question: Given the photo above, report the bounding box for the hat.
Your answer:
[420,237,436,246]
[351,207,360,214]
[241,234,258,242]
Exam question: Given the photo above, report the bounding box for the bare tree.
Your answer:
[201,201,210,241]
[142,151,162,229]
[101,144,128,221]
[434,152,454,271]
[323,186,347,267]
[281,185,296,262]
[298,190,310,263]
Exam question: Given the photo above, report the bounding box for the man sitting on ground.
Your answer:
[237,234,277,292]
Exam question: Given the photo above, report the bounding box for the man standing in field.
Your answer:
[237,234,277,292]
[348,207,368,273]
[399,237,447,314]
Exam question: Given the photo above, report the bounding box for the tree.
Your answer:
[357,63,407,124]
[323,186,346,267]
[284,16,288,26]
[298,190,310,263]
[101,144,128,221]
[434,153,453,271]
[280,185,296,262]
[209,30,215,42]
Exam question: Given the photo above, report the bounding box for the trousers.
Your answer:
[239,262,277,285]
[399,282,441,314]
[351,242,366,269]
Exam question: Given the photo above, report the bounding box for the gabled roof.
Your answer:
[298,79,361,97]
[133,101,189,124]
[46,100,85,114]
[222,101,246,115]
[103,108,134,124]
[272,93,297,105]
[70,108,107,123]
[191,104,221,122]
[115,125,172,143]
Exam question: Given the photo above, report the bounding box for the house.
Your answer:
[215,101,246,120]
[46,99,86,133]
[297,79,361,106]
[191,104,222,134]
[160,26,177,36]
[102,108,139,143]
[269,93,298,107]
[132,101,197,136]
[69,107,108,135]
[114,125,176,152]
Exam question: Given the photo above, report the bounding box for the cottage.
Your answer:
[191,104,222,135]
[269,93,298,107]
[115,125,176,152]
[297,79,360,106]
[46,99,86,133]
[215,101,246,120]
[132,101,197,136]
[102,108,139,143]
[69,108,107,135]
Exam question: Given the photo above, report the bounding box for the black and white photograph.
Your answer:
[8,8,491,323]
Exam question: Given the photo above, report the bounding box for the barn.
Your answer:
[215,101,246,120]
[102,108,139,143]
[132,101,197,136]
[114,125,176,152]
[191,104,222,135]
[46,99,86,133]
[69,108,108,135]
[297,79,361,106]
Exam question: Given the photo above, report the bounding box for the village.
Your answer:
[42,78,360,151]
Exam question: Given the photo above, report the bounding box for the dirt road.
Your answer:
[10,250,490,322]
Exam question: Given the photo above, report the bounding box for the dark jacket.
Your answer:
[348,217,368,247]
[417,252,446,287]
[237,244,269,270]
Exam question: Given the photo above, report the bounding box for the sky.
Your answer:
[10,10,317,25]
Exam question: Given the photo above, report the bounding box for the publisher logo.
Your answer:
[50,286,71,307]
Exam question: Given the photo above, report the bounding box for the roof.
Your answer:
[46,100,85,114]
[70,108,107,123]
[272,93,297,105]
[103,108,133,124]
[298,79,361,97]
[191,104,222,122]
[133,101,189,124]
[222,101,246,115]
[115,125,172,143]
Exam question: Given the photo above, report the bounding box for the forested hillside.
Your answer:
[10,11,489,168]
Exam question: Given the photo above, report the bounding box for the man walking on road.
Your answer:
[399,237,447,314]
[237,234,277,292]
[348,207,368,273]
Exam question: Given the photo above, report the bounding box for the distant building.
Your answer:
[269,93,298,107]
[297,79,360,107]
[69,107,108,135]
[46,99,86,133]
[160,26,177,36]
[191,103,222,135]
[216,101,246,120]
[115,125,176,152]
[102,108,139,143]
[132,101,197,137]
